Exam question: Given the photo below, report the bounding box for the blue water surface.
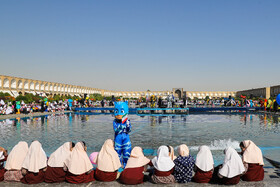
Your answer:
[0,113,279,167]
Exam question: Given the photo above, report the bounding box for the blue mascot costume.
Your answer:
[113,101,131,168]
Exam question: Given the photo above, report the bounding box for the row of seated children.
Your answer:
[0,139,264,185]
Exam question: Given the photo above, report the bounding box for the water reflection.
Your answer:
[0,113,279,163]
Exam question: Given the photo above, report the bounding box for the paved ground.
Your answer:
[1,168,279,187]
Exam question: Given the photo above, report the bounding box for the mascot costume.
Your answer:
[113,101,131,168]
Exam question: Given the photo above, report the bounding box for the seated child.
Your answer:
[120,146,150,185]
[173,144,195,183]
[217,147,245,185]
[0,146,8,181]
[64,142,95,184]
[21,141,47,184]
[168,145,177,160]
[240,140,264,181]
[45,142,75,183]
[151,145,175,184]
[4,141,28,182]
[192,145,214,183]
[94,139,121,182]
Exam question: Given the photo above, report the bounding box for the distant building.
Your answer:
[0,74,236,99]
[236,85,280,99]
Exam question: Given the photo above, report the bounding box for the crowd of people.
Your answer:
[0,99,76,115]
[1,95,279,116]
[0,139,264,185]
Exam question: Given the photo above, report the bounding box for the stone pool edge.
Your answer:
[0,111,73,120]
[1,168,279,186]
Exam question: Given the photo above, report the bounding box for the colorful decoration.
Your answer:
[89,152,99,165]
[277,94,280,105]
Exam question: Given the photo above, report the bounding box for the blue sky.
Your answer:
[0,0,279,91]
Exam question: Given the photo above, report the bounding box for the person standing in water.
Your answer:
[113,101,132,168]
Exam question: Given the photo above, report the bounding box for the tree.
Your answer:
[89,94,103,101]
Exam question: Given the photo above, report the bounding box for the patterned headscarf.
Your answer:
[173,144,195,183]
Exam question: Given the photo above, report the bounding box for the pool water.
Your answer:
[0,113,279,167]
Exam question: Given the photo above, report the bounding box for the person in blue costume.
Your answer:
[113,101,131,168]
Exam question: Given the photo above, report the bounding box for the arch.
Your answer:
[49,84,53,91]
[3,78,9,88]
[40,83,44,91]
[58,85,61,92]
[18,80,23,89]
[54,84,57,92]
[174,89,182,99]
[24,81,29,89]
[0,79,1,88]
[30,82,35,90]
[11,79,16,89]
[35,82,40,90]
[45,83,49,91]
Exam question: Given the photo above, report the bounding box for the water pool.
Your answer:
[0,113,279,167]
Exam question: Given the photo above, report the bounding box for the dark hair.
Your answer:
[82,141,86,147]
[71,142,75,148]
[166,145,171,153]
[239,142,245,148]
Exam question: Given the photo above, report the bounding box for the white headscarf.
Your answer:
[126,147,150,169]
[48,142,72,167]
[94,139,121,172]
[152,145,175,171]
[195,145,214,172]
[219,147,245,178]
[64,142,93,175]
[242,140,264,165]
[22,141,47,173]
[5,141,29,170]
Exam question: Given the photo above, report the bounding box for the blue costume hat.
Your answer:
[114,101,129,116]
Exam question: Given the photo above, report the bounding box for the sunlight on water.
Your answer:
[0,113,279,167]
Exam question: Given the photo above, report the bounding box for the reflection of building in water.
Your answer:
[149,116,156,126]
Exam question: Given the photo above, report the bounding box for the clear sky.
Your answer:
[0,0,279,92]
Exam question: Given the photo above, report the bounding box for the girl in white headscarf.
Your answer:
[173,144,195,183]
[120,146,150,185]
[193,145,214,183]
[21,141,47,184]
[151,145,175,184]
[44,142,75,183]
[4,141,28,182]
[64,141,95,184]
[94,139,121,182]
[218,147,245,185]
[239,140,264,181]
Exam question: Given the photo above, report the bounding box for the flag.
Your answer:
[122,114,128,124]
